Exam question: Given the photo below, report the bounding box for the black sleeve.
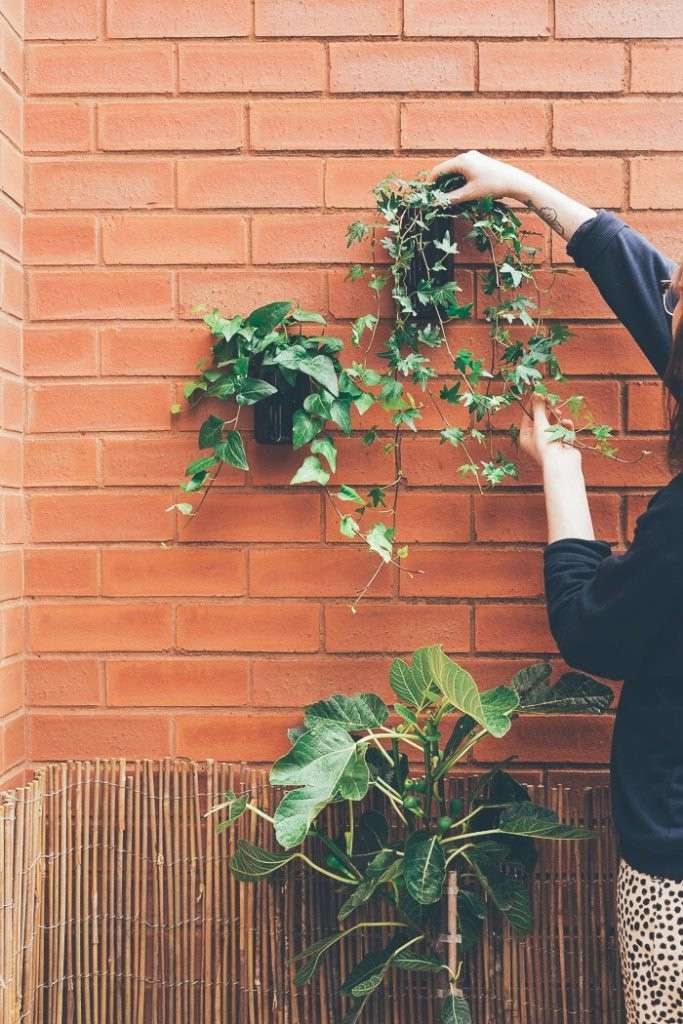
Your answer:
[543,492,682,681]
[567,210,676,380]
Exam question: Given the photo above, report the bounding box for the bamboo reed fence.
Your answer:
[0,759,624,1023]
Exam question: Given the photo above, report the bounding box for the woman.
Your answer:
[429,151,683,1021]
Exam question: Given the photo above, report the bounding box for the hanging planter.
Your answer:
[253,358,311,445]
[402,174,461,325]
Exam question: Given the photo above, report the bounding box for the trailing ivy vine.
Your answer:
[172,172,622,606]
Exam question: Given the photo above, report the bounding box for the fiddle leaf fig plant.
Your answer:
[211,645,613,1023]
[172,170,636,605]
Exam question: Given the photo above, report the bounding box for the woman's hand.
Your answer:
[428,150,532,205]
[519,392,582,469]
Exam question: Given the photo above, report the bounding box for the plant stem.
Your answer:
[297,852,357,886]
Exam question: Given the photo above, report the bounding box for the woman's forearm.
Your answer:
[542,458,595,543]
[508,172,597,244]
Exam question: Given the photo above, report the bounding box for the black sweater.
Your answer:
[543,210,683,880]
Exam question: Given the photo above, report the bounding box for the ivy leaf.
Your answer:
[185,454,218,477]
[290,455,330,486]
[198,414,224,449]
[245,300,292,333]
[292,409,323,449]
[310,436,337,473]
[339,515,360,539]
[166,502,194,516]
[215,430,248,471]
[337,485,365,506]
[291,309,326,324]
[351,314,378,346]
[236,377,278,405]
[298,354,340,397]
[366,523,394,563]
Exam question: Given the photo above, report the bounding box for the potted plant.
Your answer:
[211,645,613,1023]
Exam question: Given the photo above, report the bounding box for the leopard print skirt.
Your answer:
[616,857,683,1022]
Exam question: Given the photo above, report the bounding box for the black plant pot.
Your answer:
[253,361,310,445]
[403,206,456,325]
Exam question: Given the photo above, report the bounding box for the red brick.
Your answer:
[0,435,22,486]
[179,42,324,93]
[0,139,24,206]
[178,157,323,210]
[627,380,668,432]
[0,376,23,430]
[475,714,613,764]
[250,547,392,598]
[631,158,683,210]
[2,259,24,318]
[324,156,435,208]
[25,548,98,596]
[391,492,472,544]
[400,548,544,599]
[31,712,171,759]
[106,657,250,707]
[27,159,174,210]
[480,42,625,92]
[176,712,299,761]
[626,493,655,538]
[554,100,683,151]
[26,0,98,39]
[102,547,246,597]
[0,492,24,544]
[0,194,22,260]
[0,80,22,145]
[101,324,209,376]
[251,100,397,152]
[107,0,250,38]
[477,269,614,320]
[25,100,93,153]
[402,100,546,151]
[0,548,22,600]
[255,0,400,36]
[29,270,174,319]
[177,603,320,653]
[182,492,321,542]
[0,602,23,659]
[551,324,654,377]
[1,714,25,771]
[325,602,470,653]
[330,42,475,93]
[24,214,97,265]
[179,269,325,319]
[253,212,378,266]
[30,492,172,543]
[24,437,98,486]
[249,433,391,486]
[475,492,621,544]
[101,435,244,487]
[29,382,172,432]
[0,662,25,718]
[102,213,247,266]
[27,657,101,706]
[0,317,21,374]
[328,268,473,319]
[631,43,683,93]
[27,42,175,94]
[99,100,243,152]
[252,656,393,706]
[582,437,670,488]
[475,603,553,653]
[556,1,681,38]
[29,603,174,653]
[1,19,24,90]
[405,0,548,35]
[24,325,96,377]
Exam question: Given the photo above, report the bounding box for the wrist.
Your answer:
[541,449,584,479]
[507,169,538,204]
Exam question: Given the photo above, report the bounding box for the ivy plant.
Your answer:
[172,172,627,604]
[211,645,614,1024]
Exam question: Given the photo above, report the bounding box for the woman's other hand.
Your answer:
[519,392,582,469]
[428,150,531,205]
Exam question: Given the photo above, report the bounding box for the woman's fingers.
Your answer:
[427,156,466,182]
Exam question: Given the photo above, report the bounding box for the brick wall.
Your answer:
[0,1,24,786]
[12,0,683,781]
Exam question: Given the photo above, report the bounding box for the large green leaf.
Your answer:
[428,648,518,738]
[457,889,487,952]
[502,885,532,933]
[441,993,473,1024]
[290,455,330,486]
[512,664,613,714]
[299,354,340,396]
[304,693,389,732]
[273,787,331,849]
[230,839,296,881]
[215,429,248,471]
[270,722,357,792]
[441,715,477,763]
[389,651,439,710]
[354,810,389,856]
[404,830,446,905]
[210,790,248,832]
[480,685,519,737]
[498,802,594,840]
[340,936,411,997]
[246,300,293,333]
[335,747,370,802]
[292,931,347,986]
[198,414,224,448]
[337,850,401,922]
[236,377,278,404]
[394,949,445,973]
[292,409,323,449]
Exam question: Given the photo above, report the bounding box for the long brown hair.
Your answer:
[663,312,683,472]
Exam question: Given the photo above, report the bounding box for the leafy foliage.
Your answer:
[212,646,613,1023]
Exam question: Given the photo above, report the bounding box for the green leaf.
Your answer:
[355,810,389,856]
[337,484,365,505]
[479,685,520,738]
[246,300,292,333]
[292,409,323,449]
[215,430,249,471]
[166,501,193,516]
[290,455,330,486]
[389,655,436,711]
[273,788,332,849]
[394,703,419,727]
[330,398,352,434]
[230,839,296,881]
[236,377,279,404]
[404,830,446,905]
[340,936,409,997]
[394,949,445,973]
[337,850,401,922]
[292,931,347,986]
[215,791,248,831]
[185,454,218,477]
[498,802,594,840]
[198,414,224,449]
[304,694,389,732]
[366,522,394,563]
[291,309,326,324]
[270,722,358,792]
[310,436,337,473]
[336,747,370,802]
[298,354,340,396]
[441,993,473,1024]
[339,515,360,539]
[512,664,613,715]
